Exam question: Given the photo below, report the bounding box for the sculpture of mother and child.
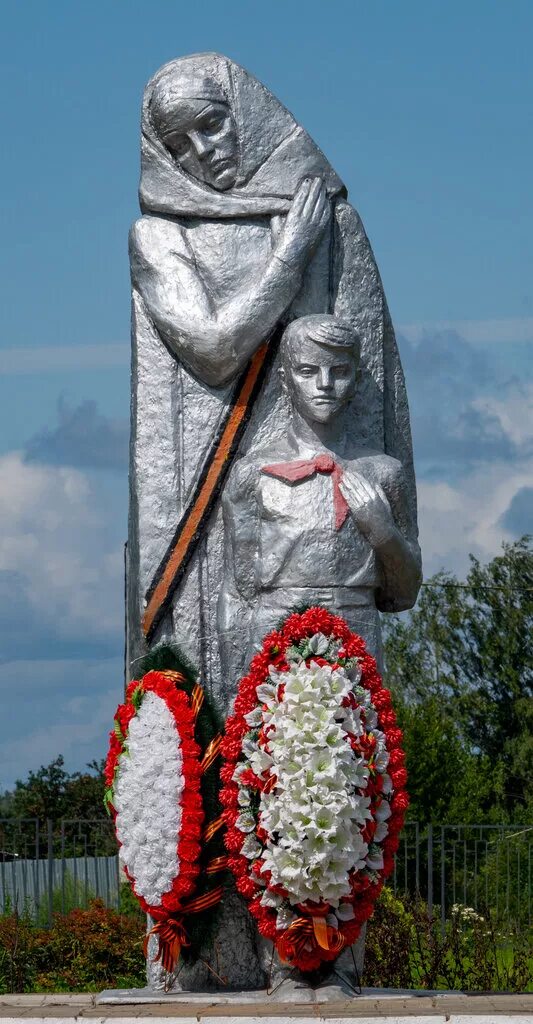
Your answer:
[126,52,421,993]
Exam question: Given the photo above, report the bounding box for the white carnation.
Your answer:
[114,692,183,906]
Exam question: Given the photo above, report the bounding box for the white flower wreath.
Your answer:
[114,691,183,906]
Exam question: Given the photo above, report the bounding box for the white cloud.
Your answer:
[0,452,124,656]
[418,455,533,577]
[469,381,533,451]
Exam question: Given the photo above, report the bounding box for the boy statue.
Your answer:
[218,314,422,683]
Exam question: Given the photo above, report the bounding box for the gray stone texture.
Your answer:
[127,52,421,993]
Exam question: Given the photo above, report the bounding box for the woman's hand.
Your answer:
[274,177,330,271]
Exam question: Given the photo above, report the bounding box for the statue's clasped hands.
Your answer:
[275,177,330,270]
[339,471,396,548]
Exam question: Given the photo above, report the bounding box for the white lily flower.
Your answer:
[244,707,264,728]
[256,682,277,703]
[375,799,392,821]
[382,773,393,795]
[374,821,389,842]
[235,810,256,833]
[234,657,392,905]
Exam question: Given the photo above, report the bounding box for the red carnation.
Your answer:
[379,709,397,729]
[236,875,259,898]
[161,891,181,911]
[371,688,392,710]
[390,767,408,789]
[178,840,201,862]
[385,727,404,749]
[234,691,256,715]
[125,679,140,700]
[387,835,401,854]
[225,714,248,739]
[257,915,278,940]
[388,748,406,768]
[383,853,395,877]
[220,762,236,784]
[220,737,242,761]
[391,790,410,813]
[116,702,136,735]
[224,827,245,852]
[228,854,248,877]
[239,768,263,788]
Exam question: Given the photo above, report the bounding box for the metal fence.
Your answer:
[392,822,532,933]
[0,818,531,931]
[0,818,120,925]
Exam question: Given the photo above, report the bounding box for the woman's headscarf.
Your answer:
[139,52,345,218]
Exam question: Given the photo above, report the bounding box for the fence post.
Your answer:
[427,824,433,917]
[441,826,446,936]
[47,818,54,928]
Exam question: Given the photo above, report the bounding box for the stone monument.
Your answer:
[127,52,421,992]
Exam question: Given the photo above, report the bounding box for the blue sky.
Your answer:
[1,0,532,789]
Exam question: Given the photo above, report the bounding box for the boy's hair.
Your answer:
[281,314,360,362]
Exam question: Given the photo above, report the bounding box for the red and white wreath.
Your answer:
[104,671,203,920]
[220,607,408,973]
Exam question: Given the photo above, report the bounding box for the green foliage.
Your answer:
[34,872,97,927]
[1,892,529,994]
[384,537,533,823]
[0,900,145,994]
[0,906,38,993]
[2,756,107,824]
[363,887,414,987]
[407,900,532,992]
[36,900,145,992]
[363,889,532,993]
[118,882,145,921]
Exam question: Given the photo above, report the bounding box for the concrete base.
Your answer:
[96,983,450,1006]
[0,990,531,1021]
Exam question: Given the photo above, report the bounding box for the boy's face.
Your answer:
[285,333,358,424]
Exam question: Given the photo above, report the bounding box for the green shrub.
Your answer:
[363,887,415,988]
[408,899,532,992]
[0,900,145,993]
[364,889,532,992]
[0,907,39,994]
[0,889,530,993]
[34,900,145,991]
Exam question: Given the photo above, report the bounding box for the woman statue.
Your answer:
[127,52,418,991]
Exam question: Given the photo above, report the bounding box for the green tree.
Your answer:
[384,537,532,822]
[6,757,107,822]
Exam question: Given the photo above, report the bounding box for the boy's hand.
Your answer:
[339,471,396,548]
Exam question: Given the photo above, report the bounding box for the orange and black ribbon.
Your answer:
[203,812,225,843]
[200,735,223,775]
[144,917,189,975]
[143,331,281,642]
[206,855,229,875]
[159,670,187,684]
[277,913,346,964]
[190,681,204,720]
[145,885,224,975]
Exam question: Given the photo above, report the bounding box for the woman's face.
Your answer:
[158,99,238,191]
